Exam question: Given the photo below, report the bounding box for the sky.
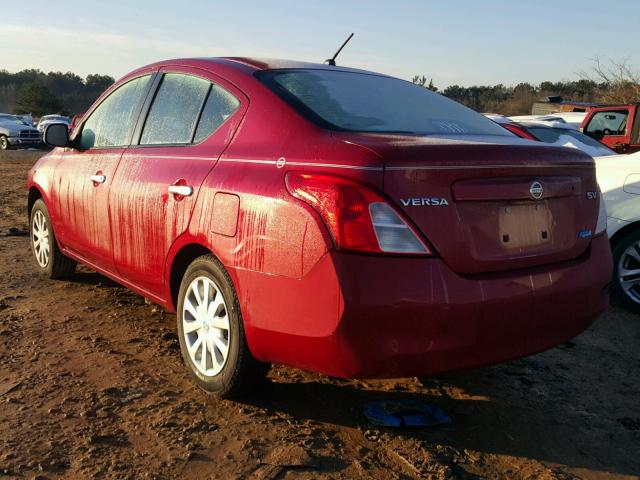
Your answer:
[2,0,639,88]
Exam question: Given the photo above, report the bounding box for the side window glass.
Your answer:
[78,75,151,149]
[586,110,629,136]
[193,84,240,143]
[140,74,210,145]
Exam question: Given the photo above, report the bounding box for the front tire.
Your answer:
[612,229,640,313]
[30,199,76,279]
[176,254,269,398]
[0,135,9,150]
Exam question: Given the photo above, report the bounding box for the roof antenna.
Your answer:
[325,33,354,66]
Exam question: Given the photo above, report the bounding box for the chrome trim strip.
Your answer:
[221,158,382,170]
[220,158,276,165]
[286,161,381,171]
[124,154,216,161]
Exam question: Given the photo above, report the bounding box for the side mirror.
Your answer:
[43,123,69,148]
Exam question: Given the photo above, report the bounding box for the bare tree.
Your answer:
[412,75,438,92]
[580,56,640,104]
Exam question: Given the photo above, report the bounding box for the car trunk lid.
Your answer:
[335,133,600,274]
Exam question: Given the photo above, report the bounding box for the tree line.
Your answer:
[0,70,115,117]
[413,58,640,115]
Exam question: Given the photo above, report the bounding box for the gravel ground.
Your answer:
[0,149,639,479]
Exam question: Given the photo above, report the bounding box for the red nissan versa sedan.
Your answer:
[30,58,612,397]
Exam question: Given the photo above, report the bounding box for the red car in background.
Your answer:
[30,58,611,397]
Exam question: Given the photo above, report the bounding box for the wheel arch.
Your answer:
[27,186,44,218]
[609,221,640,250]
[167,242,215,312]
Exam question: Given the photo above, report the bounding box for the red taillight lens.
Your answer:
[285,172,431,255]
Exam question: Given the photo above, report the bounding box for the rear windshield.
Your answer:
[527,126,616,157]
[258,69,512,136]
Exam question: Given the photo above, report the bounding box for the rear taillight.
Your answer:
[285,172,431,255]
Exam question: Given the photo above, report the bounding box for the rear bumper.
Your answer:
[241,234,612,378]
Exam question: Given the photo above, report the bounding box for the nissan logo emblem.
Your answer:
[529,181,543,200]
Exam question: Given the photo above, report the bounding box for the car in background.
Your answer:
[581,104,640,154]
[510,112,587,129]
[16,114,35,127]
[31,57,611,397]
[595,151,640,312]
[37,115,71,134]
[0,114,41,150]
[488,116,617,157]
[531,96,605,115]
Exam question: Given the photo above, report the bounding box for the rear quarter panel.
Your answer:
[169,82,384,360]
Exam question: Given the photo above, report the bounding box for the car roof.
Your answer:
[140,57,387,77]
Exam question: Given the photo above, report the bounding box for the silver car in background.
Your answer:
[36,114,71,133]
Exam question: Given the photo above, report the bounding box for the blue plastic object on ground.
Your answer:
[363,399,451,427]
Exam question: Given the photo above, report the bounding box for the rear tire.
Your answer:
[30,199,76,279]
[612,229,640,313]
[176,254,269,398]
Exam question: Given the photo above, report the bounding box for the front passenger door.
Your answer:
[53,74,154,272]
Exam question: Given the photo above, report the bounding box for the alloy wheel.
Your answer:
[181,276,231,376]
[617,240,640,304]
[32,210,50,268]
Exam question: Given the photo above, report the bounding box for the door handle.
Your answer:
[168,185,193,197]
[90,174,106,184]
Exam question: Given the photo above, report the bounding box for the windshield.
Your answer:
[258,69,512,136]
[0,115,28,126]
[527,126,616,157]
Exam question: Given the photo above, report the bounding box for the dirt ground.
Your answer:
[0,149,638,480]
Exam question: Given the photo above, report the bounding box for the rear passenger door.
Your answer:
[108,66,246,298]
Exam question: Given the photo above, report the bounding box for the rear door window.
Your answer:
[193,85,240,143]
[140,74,210,145]
[78,75,151,149]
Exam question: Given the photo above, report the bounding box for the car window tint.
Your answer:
[140,73,210,145]
[193,84,240,143]
[585,110,628,136]
[79,75,151,149]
